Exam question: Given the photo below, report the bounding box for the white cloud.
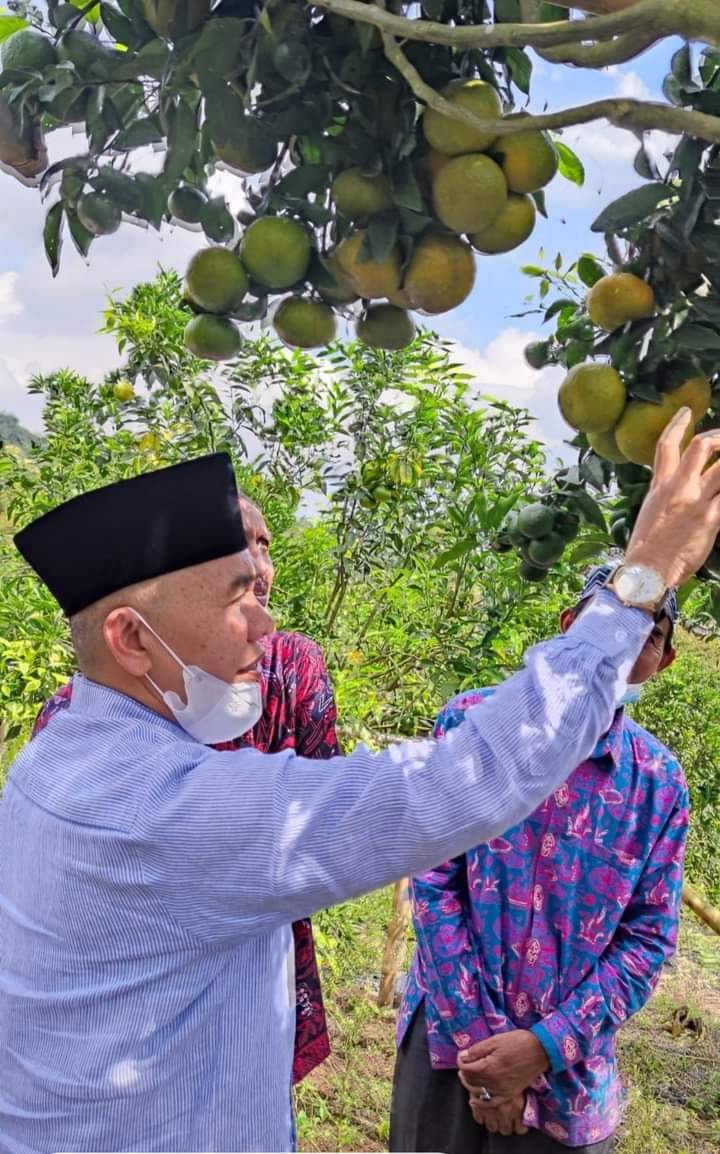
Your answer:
[0,272,23,320]
[563,121,637,166]
[0,130,212,429]
[447,330,573,462]
[616,71,651,102]
[456,328,544,392]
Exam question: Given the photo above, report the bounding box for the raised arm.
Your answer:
[140,591,651,941]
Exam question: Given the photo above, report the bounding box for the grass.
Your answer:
[297,898,720,1154]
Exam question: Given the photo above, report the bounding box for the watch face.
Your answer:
[615,564,665,604]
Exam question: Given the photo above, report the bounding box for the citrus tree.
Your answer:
[1,0,720,595]
[497,84,720,612]
[0,271,588,746]
[0,0,717,353]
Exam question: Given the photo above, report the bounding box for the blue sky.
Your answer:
[0,34,682,452]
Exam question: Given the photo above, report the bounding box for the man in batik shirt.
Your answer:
[392,564,688,1154]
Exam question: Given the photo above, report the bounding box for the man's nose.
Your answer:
[248,598,274,639]
[254,552,271,579]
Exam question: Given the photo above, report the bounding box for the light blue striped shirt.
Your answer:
[0,591,650,1153]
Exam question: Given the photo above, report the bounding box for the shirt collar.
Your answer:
[591,708,626,770]
[69,672,190,738]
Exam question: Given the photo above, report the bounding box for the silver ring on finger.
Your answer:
[479,1085,493,1102]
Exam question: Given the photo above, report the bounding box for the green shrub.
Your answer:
[634,631,720,904]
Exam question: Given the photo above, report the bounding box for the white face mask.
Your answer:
[133,612,263,744]
[618,682,644,708]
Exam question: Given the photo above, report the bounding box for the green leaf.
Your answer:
[71,0,101,23]
[162,100,197,186]
[689,296,720,326]
[43,201,64,278]
[61,163,86,204]
[274,164,329,199]
[532,189,548,219]
[65,206,93,258]
[543,297,577,322]
[580,453,606,491]
[366,211,399,265]
[100,3,139,48]
[0,13,28,43]
[521,265,546,277]
[37,68,75,104]
[230,297,268,322]
[554,140,585,186]
[434,539,475,568]
[591,183,675,233]
[40,155,90,193]
[577,253,604,288]
[674,324,720,353]
[390,159,424,213]
[133,172,166,228]
[568,488,607,531]
[112,38,168,81]
[282,197,334,227]
[90,166,141,211]
[677,577,700,609]
[699,48,720,88]
[633,143,659,182]
[671,44,692,87]
[397,207,434,237]
[113,115,163,149]
[567,538,606,565]
[86,87,112,152]
[662,73,685,107]
[505,47,532,96]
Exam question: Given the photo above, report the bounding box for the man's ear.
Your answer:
[658,645,676,674]
[103,607,152,677]
[559,608,574,634]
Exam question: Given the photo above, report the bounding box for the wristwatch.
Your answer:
[606,563,668,614]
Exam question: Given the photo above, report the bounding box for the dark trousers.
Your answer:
[389,1006,615,1154]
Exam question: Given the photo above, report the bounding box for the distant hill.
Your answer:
[0,410,40,452]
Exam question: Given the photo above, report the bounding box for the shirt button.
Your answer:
[614,629,627,642]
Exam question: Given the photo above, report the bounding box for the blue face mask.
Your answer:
[619,683,643,707]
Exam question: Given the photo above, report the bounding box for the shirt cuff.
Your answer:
[531,1011,583,1073]
[565,588,652,688]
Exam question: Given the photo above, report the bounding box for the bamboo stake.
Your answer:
[683,882,720,938]
[378,878,411,1007]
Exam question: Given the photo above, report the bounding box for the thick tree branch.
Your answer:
[381,33,720,144]
[315,0,720,52]
[536,26,659,66]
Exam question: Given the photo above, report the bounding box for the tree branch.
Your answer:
[315,0,720,52]
[381,33,720,144]
[536,26,659,67]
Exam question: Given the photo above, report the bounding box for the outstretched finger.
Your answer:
[653,407,693,482]
[700,457,720,497]
[678,428,720,482]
